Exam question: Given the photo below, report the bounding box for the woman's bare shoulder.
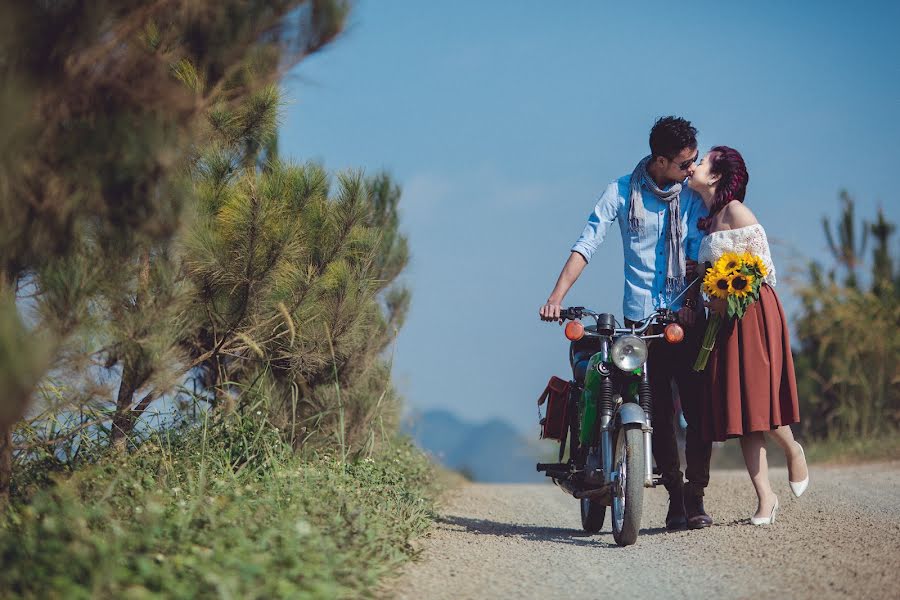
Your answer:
[721,201,758,228]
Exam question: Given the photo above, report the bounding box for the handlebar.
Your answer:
[558,306,586,321]
[556,306,678,336]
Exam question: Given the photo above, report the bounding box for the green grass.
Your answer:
[0,414,436,599]
[709,430,900,470]
[802,430,900,465]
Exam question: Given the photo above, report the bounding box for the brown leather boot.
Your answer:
[684,491,713,529]
[665,487,687,530]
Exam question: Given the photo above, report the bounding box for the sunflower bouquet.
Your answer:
[692,251,768,371]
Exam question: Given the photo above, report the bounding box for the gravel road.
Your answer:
[391,462,900,599]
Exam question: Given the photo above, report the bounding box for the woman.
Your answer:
[688,146,809,525]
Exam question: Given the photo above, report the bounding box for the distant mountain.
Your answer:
[403,409,548,483]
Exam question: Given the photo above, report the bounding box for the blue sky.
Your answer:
[281,0,900,433]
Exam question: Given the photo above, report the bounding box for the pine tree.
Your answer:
[0,0,348,494]
[182,91,410,455]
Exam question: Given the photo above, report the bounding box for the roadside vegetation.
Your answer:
[0,2,436,597]
[790,193,899,459]
[2,413,435,598]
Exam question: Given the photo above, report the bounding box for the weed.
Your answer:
[0,412,435,599]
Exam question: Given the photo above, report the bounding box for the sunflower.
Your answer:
[714,252,743,274]
[742,254,768,277]
[728,273,755,297]
[703,267,733,299]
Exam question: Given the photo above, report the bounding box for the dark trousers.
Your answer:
[639,320,712,497]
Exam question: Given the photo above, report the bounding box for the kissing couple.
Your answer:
[539,116,809,527]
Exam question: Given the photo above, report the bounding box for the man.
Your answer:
[539,116,713,530]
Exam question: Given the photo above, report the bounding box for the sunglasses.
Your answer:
[672,152,699,171]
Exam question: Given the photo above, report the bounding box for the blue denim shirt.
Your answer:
[571,174,708,321]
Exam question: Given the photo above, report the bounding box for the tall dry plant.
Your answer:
[822,190,868,289]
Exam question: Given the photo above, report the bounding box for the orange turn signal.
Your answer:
[564,320,585,341]
[664,323,684,344]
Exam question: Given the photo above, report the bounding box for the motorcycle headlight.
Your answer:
[611,335,648,372]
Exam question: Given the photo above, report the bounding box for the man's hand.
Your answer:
[705,297,727,318]
[539,301,563,322]
[541,253,587,323]
[686,258,701,279]
[676,306,696,327]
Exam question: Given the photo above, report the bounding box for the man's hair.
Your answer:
[649,116,698,159]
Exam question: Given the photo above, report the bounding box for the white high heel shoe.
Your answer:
[789,443,809,498]
[750,496,779,526]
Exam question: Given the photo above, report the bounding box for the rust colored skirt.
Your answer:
[700,284,800,442]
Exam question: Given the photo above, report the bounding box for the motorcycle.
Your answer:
[537,307,684,546]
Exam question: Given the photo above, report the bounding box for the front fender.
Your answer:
[616,402,647,427]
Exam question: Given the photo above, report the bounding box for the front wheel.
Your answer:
[611,424,645,546]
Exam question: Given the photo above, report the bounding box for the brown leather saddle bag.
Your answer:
[537,376,571,441]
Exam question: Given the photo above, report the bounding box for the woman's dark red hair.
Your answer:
[697,146,749,231]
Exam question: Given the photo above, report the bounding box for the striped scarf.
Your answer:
[628,155,686,296]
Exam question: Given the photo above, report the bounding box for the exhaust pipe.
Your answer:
[574,485,611,502]
[552,477,581,497]
[553,478,611,502]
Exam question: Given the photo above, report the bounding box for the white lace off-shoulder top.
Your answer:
[698,223,777,286]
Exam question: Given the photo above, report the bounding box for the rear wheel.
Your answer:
[611,424,645,546]
[580,497,606,533]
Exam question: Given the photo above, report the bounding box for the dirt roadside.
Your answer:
[390,462,900,599]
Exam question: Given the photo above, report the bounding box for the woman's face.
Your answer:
[688,151,718,205]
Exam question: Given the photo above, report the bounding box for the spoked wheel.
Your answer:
[580,497,606,533]
[611,424,645,546]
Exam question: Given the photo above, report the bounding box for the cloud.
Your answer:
[400,172,452,227]
[401,164,559,225]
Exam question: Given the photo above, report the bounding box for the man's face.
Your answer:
[658,146,699,184]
